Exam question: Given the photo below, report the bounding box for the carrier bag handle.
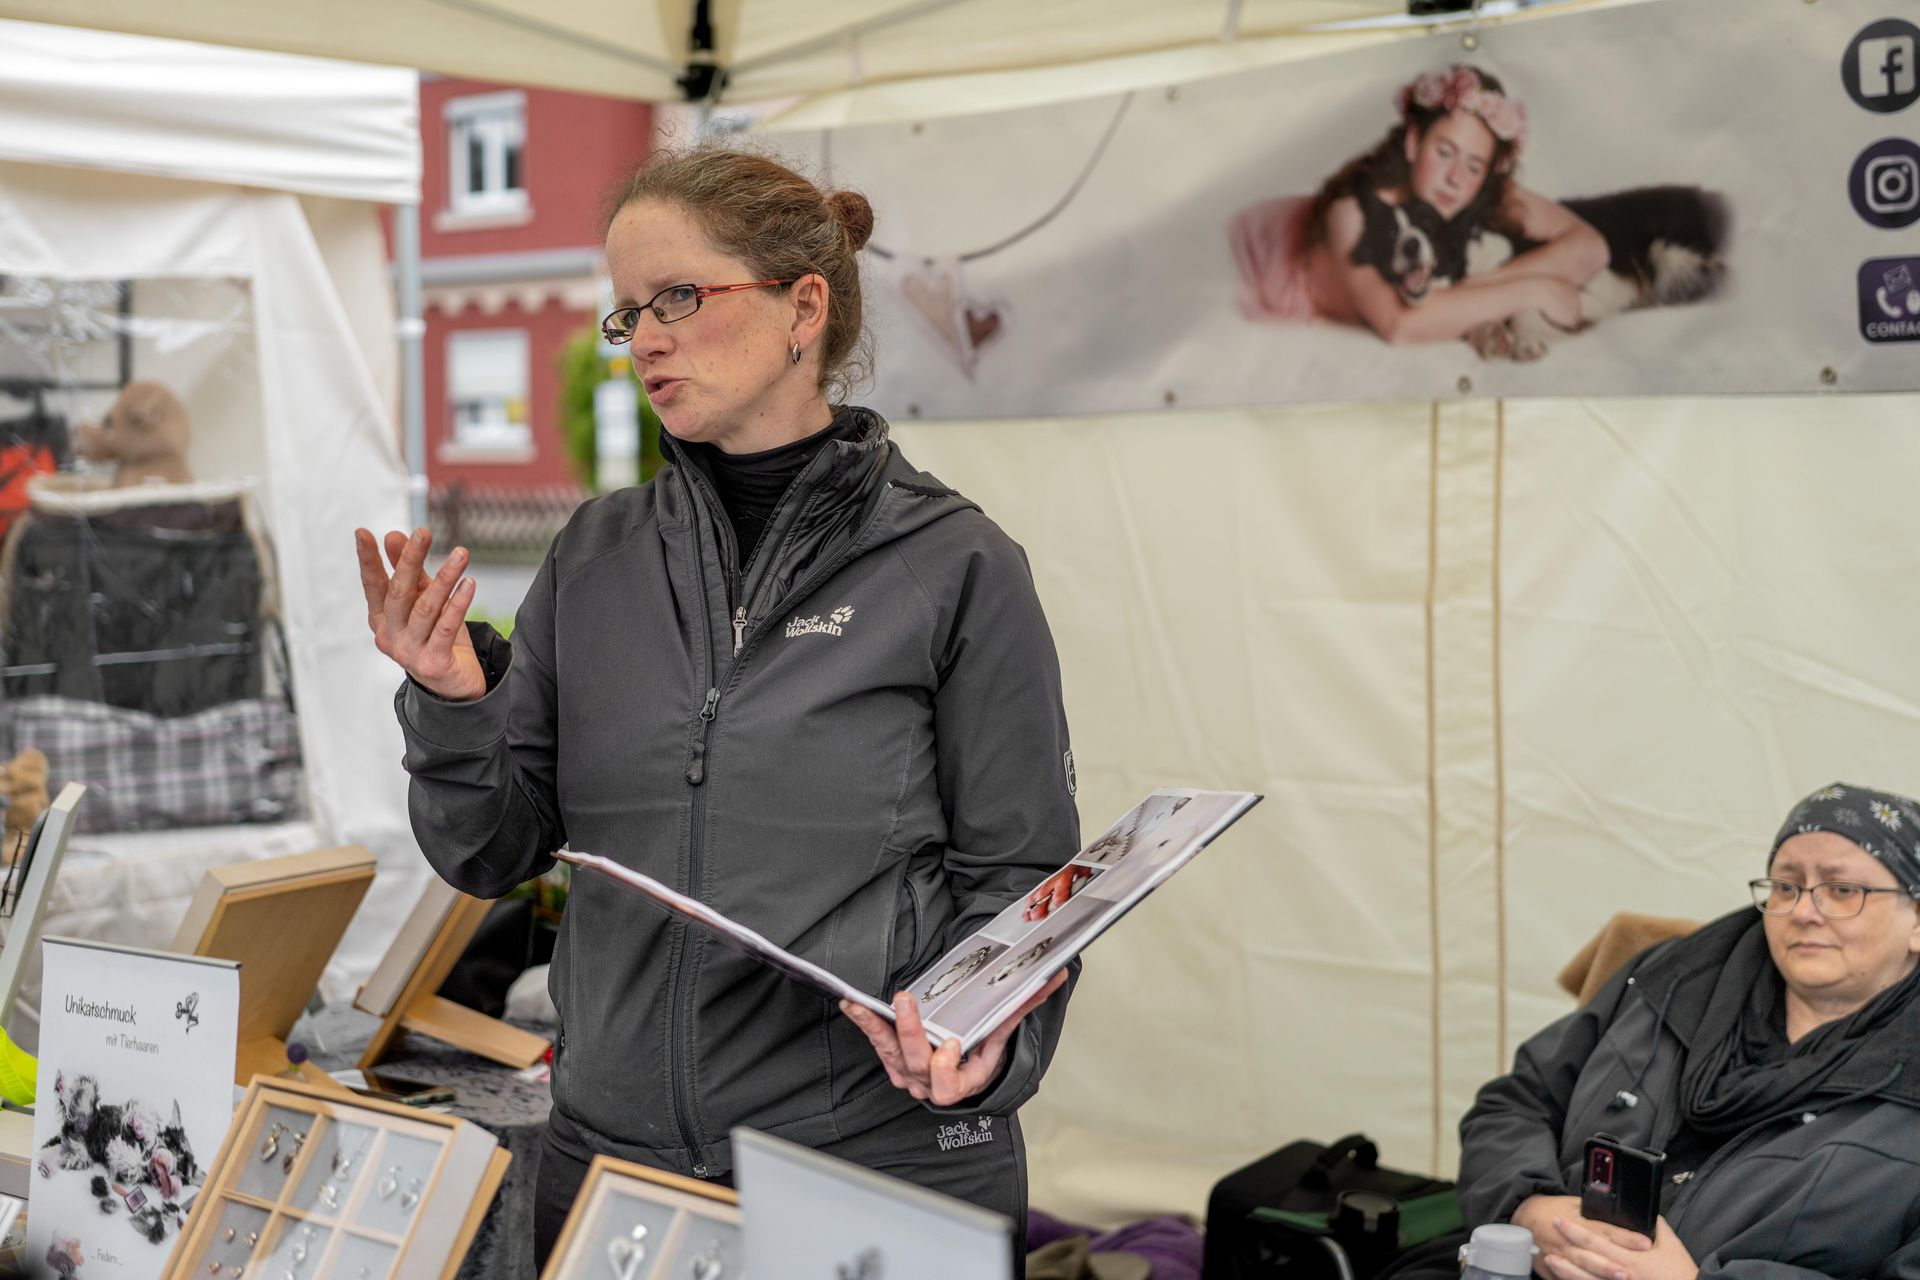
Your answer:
[1302,1134,1380,1190]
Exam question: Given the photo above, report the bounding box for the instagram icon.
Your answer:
[1851,138,1920,229]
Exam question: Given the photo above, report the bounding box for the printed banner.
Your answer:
[788,0,1920,415]
[29,939,238,1280]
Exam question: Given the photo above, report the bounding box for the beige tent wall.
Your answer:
[891,389,1920,1224]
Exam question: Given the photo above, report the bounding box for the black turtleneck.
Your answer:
[673,412,864,571]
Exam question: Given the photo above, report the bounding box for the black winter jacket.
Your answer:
[395,409,1080,1178]
[1459,910,1920,1278]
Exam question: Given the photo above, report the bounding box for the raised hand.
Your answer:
[354,527,486,702]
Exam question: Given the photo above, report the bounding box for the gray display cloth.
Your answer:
[295,1002,552,1280]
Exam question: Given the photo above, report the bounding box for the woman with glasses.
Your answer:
[1387,782,1920,1280]
[353,148,1078,1266]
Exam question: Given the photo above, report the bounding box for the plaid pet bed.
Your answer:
[4,695,304,832]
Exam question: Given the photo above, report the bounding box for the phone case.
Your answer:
[1580,1132,1665,1237]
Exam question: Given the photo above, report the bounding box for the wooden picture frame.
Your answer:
[540,1155,742,1280]
[353,878,549,1071]
[0,781,86,1031]
[160,1076,509,1280]
[171,845,377,1090]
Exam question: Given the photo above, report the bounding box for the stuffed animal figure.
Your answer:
[74,381,192,487]
[0,748,49,866]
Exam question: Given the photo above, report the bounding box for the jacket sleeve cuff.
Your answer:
[396,624,514,753]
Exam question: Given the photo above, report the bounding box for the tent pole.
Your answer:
[396,200,429,530]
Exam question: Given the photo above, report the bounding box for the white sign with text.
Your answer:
[28,938,238,1280]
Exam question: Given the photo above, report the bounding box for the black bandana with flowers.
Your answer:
[1770,782,1920,889]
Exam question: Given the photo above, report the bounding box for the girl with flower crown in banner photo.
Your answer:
[1229,65,1731,362]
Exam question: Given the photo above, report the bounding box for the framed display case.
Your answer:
[162,1078,509,1280]
[171,845,377,1090]
[540,1156,742,1280]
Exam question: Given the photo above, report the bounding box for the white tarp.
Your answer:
[0,25,423,994]
[0,19,417,203]
[893,389,1920,1222]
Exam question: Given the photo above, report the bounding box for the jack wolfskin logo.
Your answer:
[787,605,855,639]
[935,1116,995,1152]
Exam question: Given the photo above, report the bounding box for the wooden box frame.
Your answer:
[353,878,549,1071]
[162,1077,509,1280]
[540,1155,742,1280]
[171,846,378,1090]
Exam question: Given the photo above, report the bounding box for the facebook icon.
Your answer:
[1862,36,1916,98]
[1846,19,1920,113]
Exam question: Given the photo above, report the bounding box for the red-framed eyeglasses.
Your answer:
[601,280,796,343]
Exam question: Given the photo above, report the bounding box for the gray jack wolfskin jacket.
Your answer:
[1459,909,1920,1278]
[394,408,1080,1179]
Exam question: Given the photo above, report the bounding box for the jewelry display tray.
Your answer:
[541,1156,742,1280]
[163,1078,509,1280]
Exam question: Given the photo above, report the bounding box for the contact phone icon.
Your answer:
[1878,264,1916,319]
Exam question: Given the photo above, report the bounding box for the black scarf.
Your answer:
[1676,914,1920,1135]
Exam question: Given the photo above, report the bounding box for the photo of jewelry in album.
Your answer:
[161,1079,508,1280]
[559,788,1262,1052]
[539,1157,740,1280]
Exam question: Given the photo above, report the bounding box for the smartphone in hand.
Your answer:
[1580,1133,1666,1237]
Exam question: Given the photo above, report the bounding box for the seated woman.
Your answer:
[1230,66,1605,345]
[1393,783,1920,1280]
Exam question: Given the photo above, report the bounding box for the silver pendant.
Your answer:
[607,1224,650,1280]
[689,1242,726,1280]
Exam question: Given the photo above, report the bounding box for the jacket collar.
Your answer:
[1629,907,1920,1107]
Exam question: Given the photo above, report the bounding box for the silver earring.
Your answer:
[399,1177,422,1211]
[790,341,802,364]
[258,1124,283,1163]
[376,1166,399,1201]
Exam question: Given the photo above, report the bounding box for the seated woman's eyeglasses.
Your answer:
[1749,877,1920,918]
[601,280,796,344]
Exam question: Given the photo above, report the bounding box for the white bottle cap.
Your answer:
[1460,1224,1537,1276]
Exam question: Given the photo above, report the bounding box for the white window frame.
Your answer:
[446,90,528,218]
[444,327,533,461]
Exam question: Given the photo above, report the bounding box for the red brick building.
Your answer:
[398,77,651,498]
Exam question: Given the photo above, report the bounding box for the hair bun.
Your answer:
[827,190,875,252]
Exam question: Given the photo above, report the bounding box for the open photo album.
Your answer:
[557,787,1262,1052]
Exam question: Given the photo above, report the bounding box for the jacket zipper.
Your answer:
[664,479,732,1178]
[665,474,900,1179]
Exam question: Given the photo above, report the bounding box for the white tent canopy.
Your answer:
[0,22,424,1021]
[0,0,1595,105]
[0,19,417,202]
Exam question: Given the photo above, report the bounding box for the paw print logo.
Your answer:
[831,605,855,625]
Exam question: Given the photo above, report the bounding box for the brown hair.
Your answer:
[603,146,875,403]
[1299,66,1523,257]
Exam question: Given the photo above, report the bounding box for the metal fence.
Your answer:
[429,482,590,561]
